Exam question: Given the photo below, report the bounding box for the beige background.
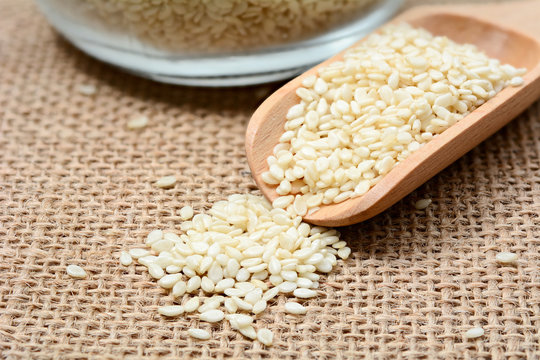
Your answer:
[1,0,539,359]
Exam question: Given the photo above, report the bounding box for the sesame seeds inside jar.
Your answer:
[82,0,380,53]
[36,0,402,85]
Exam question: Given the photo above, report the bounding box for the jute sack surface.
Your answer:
[0,0,539,358]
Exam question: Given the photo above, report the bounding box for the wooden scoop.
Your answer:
[246,0,540,227]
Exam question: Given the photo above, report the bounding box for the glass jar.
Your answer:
[35,0,402,86]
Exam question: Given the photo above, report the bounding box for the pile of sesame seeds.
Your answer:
[122,194,350,345]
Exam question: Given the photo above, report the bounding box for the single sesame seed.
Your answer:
[66,264,87,279]
[284,301,307,315]
[187,328,211,340]
[77,84,96,95]
[155,175,177,189]
[180,205,194,220]
[119,251,132,266]
[257,328,274,346]
[127,116,149,130]
[495,252,518,264]
[199,309,225,323]
[465,327,485,339]
[158,305,184,317]
[415,199,432,210]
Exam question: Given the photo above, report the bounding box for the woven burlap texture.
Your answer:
[1,0,539,359]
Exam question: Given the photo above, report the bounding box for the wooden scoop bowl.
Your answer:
[246,0,540,227]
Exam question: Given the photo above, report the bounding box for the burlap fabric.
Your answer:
[1,0,539,359]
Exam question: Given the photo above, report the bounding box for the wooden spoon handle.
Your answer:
[401,1,540,41]
[488,1,540,39]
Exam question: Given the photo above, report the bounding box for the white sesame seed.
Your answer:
[158,305,184,317]
[465,327,485,339]
[293,288,317,299]
[77,84,96,96]
[127,116,148,130]
[279,281,297,293]
[226,314,253,329]
[66,264,87,279]
[245,289,262,305]
[186,276,202,293]
[257,329,274,346]
[337,247,352,260]
[510,77,524,86]
[146,230,163,245]
[201,277,215,292]
[157,273,182,289]
[204,295,224,306]
[180,206,194,220]
[239,325,257,340]
[297,277,314,289]
[166,265,182,274]
[236,268,250,282]
[119,251,132,266]
[187,328,211,340]
[252,300,267,314]
[183,297,200,313]
[224,298,238,313]
[250,279,268,290]
[129,248,149,259]
[262,287,280,302]
[415,199,432,210]
[281,270,298,282]
[495,252,518,264]
[172,281,187,297]
[148,263,164,279]
[215,278,235,293]
[155,176,177,189]
[224,288,245,297]
[233,296,253,311]
[284,301,307,315]
[272,196,294,209]
[199,309,225,323]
